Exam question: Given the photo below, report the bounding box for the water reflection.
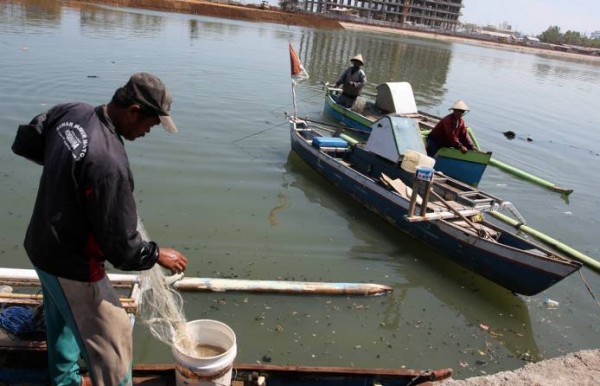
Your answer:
[532,60,600,83]
[0,0,60,32]
[282,150,540,362]
[296,30,452,110]
[80,7,165,37]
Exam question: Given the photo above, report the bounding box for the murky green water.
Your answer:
[1,0,598,379]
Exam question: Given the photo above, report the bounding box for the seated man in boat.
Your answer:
[426,100,478,156]
[334,54,367,108]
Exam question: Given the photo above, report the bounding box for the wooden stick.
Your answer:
[430,190,486,237]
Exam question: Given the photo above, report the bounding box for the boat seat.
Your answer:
[433,175,495,208]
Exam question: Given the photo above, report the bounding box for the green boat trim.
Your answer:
[435,147,492,164]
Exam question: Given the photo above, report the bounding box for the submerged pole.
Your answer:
[488,158,573,195]
[488,211,599,273]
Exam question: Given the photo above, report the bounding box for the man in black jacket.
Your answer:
[12,73,188,386]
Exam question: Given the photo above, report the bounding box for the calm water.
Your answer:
[1,0,599,379]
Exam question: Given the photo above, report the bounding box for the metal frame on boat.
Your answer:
[289,114,581,296]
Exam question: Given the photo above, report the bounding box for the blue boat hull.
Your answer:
[433,153,490,187]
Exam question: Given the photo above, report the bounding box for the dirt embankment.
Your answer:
[83,0,599,62]
[84,0,342,29]
[440,349,600,386]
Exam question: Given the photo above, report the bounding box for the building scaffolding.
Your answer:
[301,0,464,31]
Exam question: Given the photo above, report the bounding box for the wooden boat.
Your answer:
[323,82,492,187]
[288,113,581,296]
[0,360,453,385]
[323,82,572,194]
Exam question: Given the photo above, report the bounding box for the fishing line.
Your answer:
[579,270,600,309]
[231,121,287,144]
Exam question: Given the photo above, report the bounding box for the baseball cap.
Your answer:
[124,72,178,133]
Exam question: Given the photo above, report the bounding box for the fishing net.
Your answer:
[136,219,194,355]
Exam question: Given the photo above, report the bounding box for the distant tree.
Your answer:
[538,26,562,44]
[537,25,600,48]
[563,30,583,46]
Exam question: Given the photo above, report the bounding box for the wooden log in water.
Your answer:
[0,268,392,296]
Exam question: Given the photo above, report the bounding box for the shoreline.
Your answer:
[439,348,600,385]
[77,0,600,63]
[340,22,600,63]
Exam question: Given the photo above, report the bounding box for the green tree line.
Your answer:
[538,26,600,48]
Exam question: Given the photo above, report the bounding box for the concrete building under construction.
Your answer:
[300,0,464,31]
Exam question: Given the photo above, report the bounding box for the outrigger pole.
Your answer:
[0,268,393,297]
[489,211,600,273]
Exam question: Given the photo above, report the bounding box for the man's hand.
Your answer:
[459,145,468,153]
[157,247,188,274]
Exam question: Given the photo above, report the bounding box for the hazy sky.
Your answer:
[462,0,600,35]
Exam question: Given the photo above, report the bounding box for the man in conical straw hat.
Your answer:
[426,99,478,156]
[334,54,367,108]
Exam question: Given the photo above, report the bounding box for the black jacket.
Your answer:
[12,103,159,281]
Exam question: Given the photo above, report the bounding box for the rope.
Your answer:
[0,305,45,337]
[231,121,287,144]
[579,270,600,309]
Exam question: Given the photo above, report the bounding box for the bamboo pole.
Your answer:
[0,268,392,297]
[488,211,599,273]
[488,158,573,195]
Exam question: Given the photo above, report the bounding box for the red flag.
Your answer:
[289,43,309,82]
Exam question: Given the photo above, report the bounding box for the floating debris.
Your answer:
[503,130,516,140]
[544,299,560,308]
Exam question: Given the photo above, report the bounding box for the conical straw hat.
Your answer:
[350,54,364,65]
[450,100,469,111]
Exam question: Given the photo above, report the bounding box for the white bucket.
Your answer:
[173,319,237,386]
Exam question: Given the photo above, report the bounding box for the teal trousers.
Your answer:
[36,268,133,386]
